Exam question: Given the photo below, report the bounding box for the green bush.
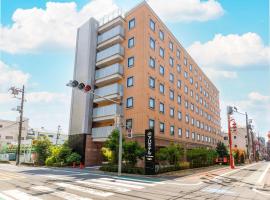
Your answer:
[156,143,183,166]
[187,148,217,168]
[179,161,190,170]
[32,136,52,165]
[45,156,56,166]
[66,152,81,164]
[100,164,144,175]
[157,165,181,174]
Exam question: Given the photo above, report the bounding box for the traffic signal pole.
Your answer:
[228,114,234,169]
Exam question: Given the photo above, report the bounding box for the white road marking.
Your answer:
[54,182,114,197]
[0,193,15,200]
[164,181,203,186]
[3,189,42,200]
[89,179,144,189]
[32,186,92,200]
[100,178,156,186]
[252,188,270,196]
[202,187,235,194]
[257,162,270,185]
[39,174,72,180]
[76,180,130,192]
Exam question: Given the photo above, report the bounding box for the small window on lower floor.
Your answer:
[160,122,165,133]
[170,125,174,135]
[126,119,132,129]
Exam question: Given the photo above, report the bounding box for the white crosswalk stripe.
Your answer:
[0,193,15,200]
[2,189,42,200]
[88,178,145,189]
[100,178,157,186]
[76,180,131,192]
[54,182,114,197]
[32,186,92,200]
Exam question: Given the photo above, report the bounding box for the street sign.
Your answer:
[145,129,155,175]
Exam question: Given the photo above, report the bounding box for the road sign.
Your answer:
[145,129,155,175]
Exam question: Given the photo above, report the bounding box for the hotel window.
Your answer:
[185,114,189,123]
[159,47,164,58]
[128,37,134,48]
[149,77,155,88]
[196,94,199,102]
[160,122,165,133]
[127,76,134,87]
[196,120,200,128]
[169,90,174,100]
[126,119,133,129]
[159,65,164,75]
[192,132,195,140]
[178,111,182,120]
[184,57,187,66]
[190,103,194,111]
[128,18,135,29]
[201,135,204,142]
[177,64,181,73]
[170,107,174,117]
[177,80,181,88]
[200,86,203,93]
[177,49,180,58]
[159,83,165,94]
[191,117,194,125]
[169,41,173,51]
[185,100,188,109]
[149,119,155,129]
[190,90,193,97]
[150,19,155,31]
[177,95,181,104]
[186,129,190,138]
[190,77,193,84]
[201,122,204,129]
[169,57,174,67]
[149,57,155,68]
[159,30,164,40]
[184,85,188,94]
[150,37,155,50]
[159,102,165,113]
[170,126,174,135]
[169,73,174,83]
[200,97,203,104]
[126,97,133,108]
[197,134,200,141]
[178,128,182,137]
[184,71,188,78]
[189,64,193,71]
[128,56,134,68]
[195,82,198,89]
[149,97,155,109]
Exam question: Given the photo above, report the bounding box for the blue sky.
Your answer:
[0,0,269,140]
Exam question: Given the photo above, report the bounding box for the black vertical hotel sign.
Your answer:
[145,129,155,175]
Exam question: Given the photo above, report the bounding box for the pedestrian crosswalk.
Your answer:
[0,172,25,181]
[0,176,162,200]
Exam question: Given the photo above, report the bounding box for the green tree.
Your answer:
[32,136,52,165]
[156,143,183,166]
[104,129,124,164]
[123,141,145,167]
[216,142,229,158]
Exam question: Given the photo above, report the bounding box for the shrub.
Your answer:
[101,147,113,162]
[123,141,145,167]
[45,156,56,166]
[32,136,52,165]
[216,142,229,158]
[179,161,190,170]
[100,164,144,175]
[66,152,81,164]
[187,148,217,168]
[156,143,183,166]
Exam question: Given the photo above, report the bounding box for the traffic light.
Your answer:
[78,83,85,90]
[66,80,79,87]
[84,85,92,92]
[66,80,92,93]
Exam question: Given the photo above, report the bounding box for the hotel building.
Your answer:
[68,2,222,166]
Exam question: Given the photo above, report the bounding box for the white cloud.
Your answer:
[0,0,118,53]
[204,69,238,80]
[0,61,30,92]
[26,92,68,103]
[188,32,270,70]
[248,92,270,102]
[147,0,224,22]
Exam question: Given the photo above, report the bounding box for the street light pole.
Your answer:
[227,112,235,169]
[16,85,25,166]
[56,125,61,145]
[117,114,123,176]
[245,112,251,162]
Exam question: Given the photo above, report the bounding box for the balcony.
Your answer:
[93,104,122,122]
[95,63,123,87]
[97,25,124,51]
[94,83,123,103]
[98,14,125,34]
[92,126,114,141]
[96,44,124,68]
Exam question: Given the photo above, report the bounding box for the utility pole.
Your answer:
[56,125,61,145]
[245,112,251,162]
[227,106,235,169]
[9,85,25,166]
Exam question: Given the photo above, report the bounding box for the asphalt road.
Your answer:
[0,161,269,200]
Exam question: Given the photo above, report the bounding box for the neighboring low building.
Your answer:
[267,131,270,160]
[27,127,68,145]
[0,118,29,149]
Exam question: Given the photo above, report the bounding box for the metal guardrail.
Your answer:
[95,63,123,80]
[98,8,125,27]
[96,44,124,62]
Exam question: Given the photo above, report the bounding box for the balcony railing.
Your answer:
[94,83,123,103]
[92,126,115,141]
[93,104,122,122]
[96,44,124,67]
[95,64,123,87]
[98,25,124,44]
